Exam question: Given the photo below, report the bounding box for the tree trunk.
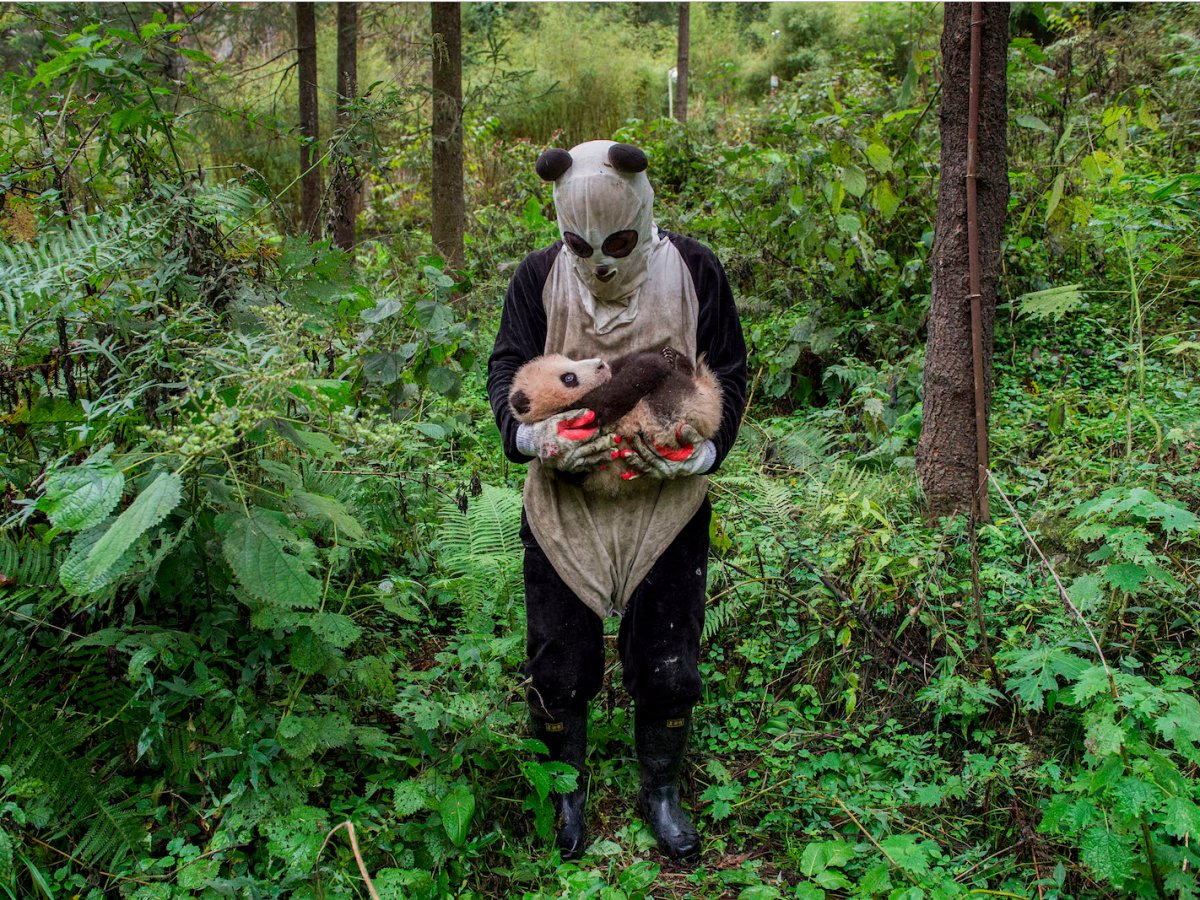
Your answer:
[296,2,322,240]
[330,2,359,252]
[431,1,464,271]
[674,2,690,123]
[916,2,1009,520]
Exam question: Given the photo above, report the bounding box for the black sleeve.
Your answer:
[486,244,561,463]
[669,233,748,472]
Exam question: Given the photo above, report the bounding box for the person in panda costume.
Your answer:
[487,140,747,860]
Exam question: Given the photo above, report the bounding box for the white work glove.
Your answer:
[625,424,717,480]
[516,408,612,474]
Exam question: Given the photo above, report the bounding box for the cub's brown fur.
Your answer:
[510,347,722,494]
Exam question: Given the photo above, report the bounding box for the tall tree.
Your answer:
[674,2,690,123]
[916,2,1009,520]
[330,3,359,252]
[430,1,464,271]
[296,2,321,240]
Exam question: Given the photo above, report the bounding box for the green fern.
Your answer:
[0,208,166,328]
[431,485,523,617]
[0,668,145,871]
[0,535,68,609]
[1016,284,1087,321]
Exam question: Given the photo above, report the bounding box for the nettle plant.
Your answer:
[999,486,1200,896]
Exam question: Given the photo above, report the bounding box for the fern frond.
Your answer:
[0,207,167,328]
[432,485,523,619]
[0,535,69,610]
[771,424,837,472]
[0,675,144,871]
[1015,284,1087,322]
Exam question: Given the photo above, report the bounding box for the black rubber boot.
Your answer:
[531,709,588,860]
[635,711,700,860]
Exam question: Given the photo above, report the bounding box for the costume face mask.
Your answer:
[535,140,657,303]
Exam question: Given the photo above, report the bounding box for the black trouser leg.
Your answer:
[617,497,710,716]
[619,498,709,860]
[522,513,602,859]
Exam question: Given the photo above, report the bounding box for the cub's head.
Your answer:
[509,354,611,423]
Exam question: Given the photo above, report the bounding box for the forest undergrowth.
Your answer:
[1,4,1199,899]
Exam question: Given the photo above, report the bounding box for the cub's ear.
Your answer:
[510,389,531,417]
[535,148,573,181]
[608,143,648,174]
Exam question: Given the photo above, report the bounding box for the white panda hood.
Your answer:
[537,140,662,307]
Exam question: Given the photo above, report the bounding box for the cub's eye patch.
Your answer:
[560,372,579,387]
[563,232,593,258]
[601,230,638,258]
[510,389,530,415]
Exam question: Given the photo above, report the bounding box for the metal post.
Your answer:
[966,1,990,522]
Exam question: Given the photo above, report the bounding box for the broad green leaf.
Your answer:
[291,490,366,542]
[835,213,861,236]
[80,472,180,586]
[1161,797,1200,839]
[1079,827,1134,885]
[800,840,854,876]
[1015,114,1052,132]
[521,760,552,801]
[441,786,475,846]
[360,297,402,323]
[1081,152,1107,182]
[426,367,461,398]
[737,888,781,900]
[1113,777,1159,818]
[788,184,807,215]
[40,464,124,532]
[1001,644,1090,711]
[363,351,404,385]
[871,181,900,220]
[223,509,322,609]
[60,519,139,595]
[865,142,893,173]
[618,860,660,894]
[296,429,338,457]
[393,780,426,818]
[305,611,362,649]
[1016,284,1086,322]
[1044,171,1066,223]
[877,834,935,876]
[1067,574,1102,611]
[1103,562,1146,594]
[1071,666,1113,704]
[839,164,868,198]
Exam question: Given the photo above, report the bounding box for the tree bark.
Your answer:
[674,2,690,123]
[431,1,464,271]
[330,2,359,252]
[296,2,322,240]
[916,2,1009,520]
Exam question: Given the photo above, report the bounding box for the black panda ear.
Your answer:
[608,143,648,174]
[535,148,573,181]
[510,389,531,417]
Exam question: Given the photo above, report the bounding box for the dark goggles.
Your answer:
[562,229,639,260]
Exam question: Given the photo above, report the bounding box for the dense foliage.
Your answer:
[1,3,1198,898]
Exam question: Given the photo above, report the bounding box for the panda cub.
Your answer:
[509,347,723,495]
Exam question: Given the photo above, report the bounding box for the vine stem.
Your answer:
[986,472,1118,702]
[315,821,380,900]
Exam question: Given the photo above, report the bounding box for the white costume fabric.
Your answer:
[524,141,708,618]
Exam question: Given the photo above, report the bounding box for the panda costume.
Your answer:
[487,140,747,860]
